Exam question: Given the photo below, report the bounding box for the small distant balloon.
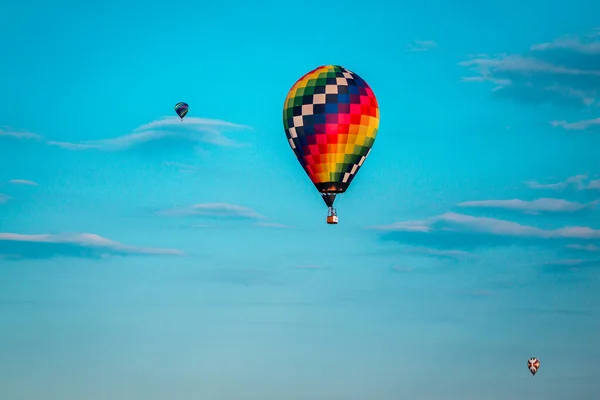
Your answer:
[527,357,540,376]
[174,102,189,121]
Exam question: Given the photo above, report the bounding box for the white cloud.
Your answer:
[550,117,600,131]
[134,117,250,132]
[460,75,513,90]
[254,222,292,229]
[0,128,42,140]
[524,174,588,191]
[46,141,98,150]
[545,85,595,106]
[544,258,588,266]
[459,29,600,107]
[0,232,183,257]
[370,212,600,239]
[162,161,198,173]
[406,247,474,259]
[46,117,251,151]
[406,40,438,52]
[566,244,600,252]
[8,179,38,186]
[531,33,600,54]
[588,179,600,190]
[460,54,600,77]
[458,198,597,213]
[159,202,265,220]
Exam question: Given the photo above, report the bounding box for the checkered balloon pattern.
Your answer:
[283,65,379,194]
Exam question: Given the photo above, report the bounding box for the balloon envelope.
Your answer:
[174,102,189,119]
[282,65,379,201]
[527,357,540,376]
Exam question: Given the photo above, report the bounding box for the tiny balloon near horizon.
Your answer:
[528,357,541,377]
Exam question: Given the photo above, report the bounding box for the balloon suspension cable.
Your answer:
[321,193,337,208]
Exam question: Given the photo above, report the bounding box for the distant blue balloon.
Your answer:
[174,102,189,120]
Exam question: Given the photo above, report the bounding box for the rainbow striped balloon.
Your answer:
[283,65,379,203]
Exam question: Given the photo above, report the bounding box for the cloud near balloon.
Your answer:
[157,202,291,229]
[370,172,600,268]
[0,117,252,151]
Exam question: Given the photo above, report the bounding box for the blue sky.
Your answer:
[1,0,600,398]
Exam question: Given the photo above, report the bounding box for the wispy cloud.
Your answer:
[46,117,252,151]
[406,40,438,52]
[254,222,292,229]
[551,117,600,131]
[588,179,600,190]
[371,212,600,239]
[545,258,589,266]
[524,174,588,191]
[543,257,600,271]
[0,128,42,140]
[459,28,600,107]
[7,179,38,186]
[405,247,474,259]
[159,202,265,220]
[531,32,600,54]
[460,54,600,76]
[458,198,597,213]
[0,194,10,204]
[162,161,199,173]
[0,232,183,259]
[46,141,97,150]
[566,244,600,252]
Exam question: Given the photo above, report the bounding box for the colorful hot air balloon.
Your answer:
[282,65,380,224]
[527,357,540,376]
[174,102,189,121]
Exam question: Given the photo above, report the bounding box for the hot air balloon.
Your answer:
[174,102,189,121]
[282,65,380,225]
[527,357,540,376]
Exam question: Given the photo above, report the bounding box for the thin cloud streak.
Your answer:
[459,28,600,107]
[532,33,600,54]
[406,40,438,52]
[8,179,38,186]
[458,198,597,213]
[551,118,600,131]
[44,117,252,151]
[370,212,600,239]
[254,222,292,229]
[0,128,42,140]
[405,247,475,259]
[159,202,266,220]
[0,232,184,258]
[524,174,588,191]
[567,244,600,252]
